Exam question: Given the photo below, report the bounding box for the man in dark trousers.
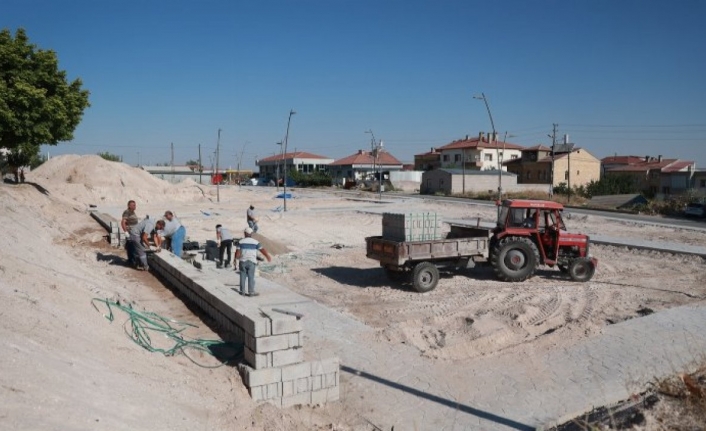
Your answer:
[121,200,139,266]
[216,224,234,268]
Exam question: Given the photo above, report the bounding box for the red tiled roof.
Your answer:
[605,158,677,172]
[662,160,695,173]
[439,137,524,151]
[523,145,552,151]
[330,150,403,166]
[415,149,441,157]
[258,151,330,163]
[600,156,644,165]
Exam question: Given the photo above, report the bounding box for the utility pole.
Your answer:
[473,93,498,213]
[237,141,248,189]
[365,130,377,192]
[377,140,384,200]
[283,110,296,212]
[550,123,558,199]
[198,144,202,185]
[216,129,221,203]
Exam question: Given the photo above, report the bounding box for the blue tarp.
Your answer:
[275,193,293,199]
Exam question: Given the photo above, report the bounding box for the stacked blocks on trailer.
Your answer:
[382,212,443,242]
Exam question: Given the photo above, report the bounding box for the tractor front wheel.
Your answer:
[568,257,595,282]
[491,237,540,282]
[412,262,439,293]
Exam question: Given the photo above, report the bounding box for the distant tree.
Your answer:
[585,174,639,198]
[97,151,121,162]
[185,159,203,172]
[0,28,90,165]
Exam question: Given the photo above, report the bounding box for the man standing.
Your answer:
[216,224,234,268]
[121,200,139,266]
[162,211,186,258]
[129,217,164,271]
[235,227,271,296]
[247,205,259,233]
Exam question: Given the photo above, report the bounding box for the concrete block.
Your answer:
[324,372,338,388]
[266,382,282,399]
[281,361,311,381]
[239,364,282,387]
[252,333,298,354]
[311,386,340,405]
[249,385,267,401]
[281,391,311,408]
[311,375,323,391]
[244,347,272,369]
[241,313,271,338]
[296,377,312,394]
[282,380,295,397]
[272,347,304,367]
[271,316,304,335]
[311,357,340,376]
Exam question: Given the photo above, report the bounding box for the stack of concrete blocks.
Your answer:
[382,212,443,242]
[89,211,126,248]
[146,251,340,408]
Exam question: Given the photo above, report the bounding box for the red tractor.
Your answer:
[490,199,597,282]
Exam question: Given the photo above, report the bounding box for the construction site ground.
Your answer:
[2,155,706,430]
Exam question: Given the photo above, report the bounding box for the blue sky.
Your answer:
[4,0,706,170]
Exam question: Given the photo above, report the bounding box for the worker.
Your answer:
[247,205,259,233]
[235,227,271,296]
[129,217,164,271]
[121,200,139,266]
[163,210,186,258]
[523,210,537,228]
[216,224,234,268]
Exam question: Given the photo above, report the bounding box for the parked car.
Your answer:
[684,202,706,218]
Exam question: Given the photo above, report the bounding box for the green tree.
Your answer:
[0,28,90,166]
[97,151,121,162]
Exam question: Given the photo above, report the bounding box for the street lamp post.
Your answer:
[473,93,499,214]
[237,141,248,189]
[276,142,283,191]
[365,130,377,193]
[282,110,296,212]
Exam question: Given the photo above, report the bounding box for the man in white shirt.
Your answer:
[246,205,259,233]
[216,224,234,268]
[163,211,186,258]
[235,227,271,296]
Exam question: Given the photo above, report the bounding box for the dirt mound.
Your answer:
[28,154,206,205]
[252,232,289,256]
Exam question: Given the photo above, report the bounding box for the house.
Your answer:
[693,169,706,196]
[602,155,696,196]
[600,155,645,176]
[413,148,441,171]
[505,146,601,188]
[256,151,334,183]
[420,168,546,195]
[328,149,403,184]
[437,132,524,171]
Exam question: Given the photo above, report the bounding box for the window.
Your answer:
[701,179,706,188]
[454,154,461,162]
[510,155,518,160]
[577,170,580,176]
[443,155,449,162]
[565,170,569,180]
[484,153,493,162]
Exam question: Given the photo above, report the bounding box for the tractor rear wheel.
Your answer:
[412,262,439,293]
[491,236,540,282]
[568,257,595,282]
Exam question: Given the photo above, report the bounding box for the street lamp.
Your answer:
[473,93,499,214]
[282,109,296,212]
[364,130,377,190]
[276,141,283,191]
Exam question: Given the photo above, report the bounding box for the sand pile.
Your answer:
[28,154,207,205]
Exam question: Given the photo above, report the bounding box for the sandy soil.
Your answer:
[2,155,706,430]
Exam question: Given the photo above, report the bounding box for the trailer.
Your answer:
[366,200,597,292]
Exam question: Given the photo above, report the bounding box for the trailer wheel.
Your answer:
[568,257,595,282]
[412,262,439,293]
[491,236,540,282]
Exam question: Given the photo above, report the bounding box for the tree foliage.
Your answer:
[0,28,90,164]
[287,169,332,187]
[97,151,121,162]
